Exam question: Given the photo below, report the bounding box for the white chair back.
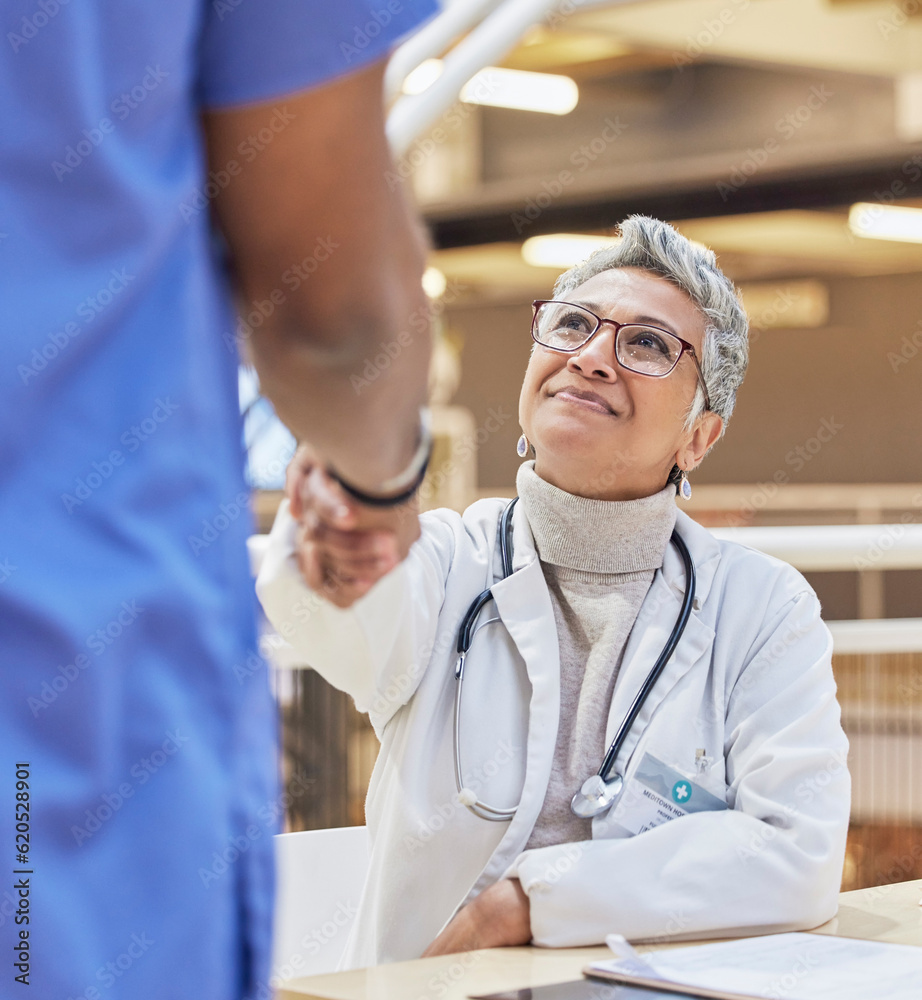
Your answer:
[272,825,369,979]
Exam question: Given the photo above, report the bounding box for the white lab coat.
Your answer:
[256,496,850,969]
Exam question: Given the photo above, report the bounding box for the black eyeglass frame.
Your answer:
[531,299,711,412]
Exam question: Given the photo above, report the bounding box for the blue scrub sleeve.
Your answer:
[198,0,440,108]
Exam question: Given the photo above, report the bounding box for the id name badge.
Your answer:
[612,752,726,836]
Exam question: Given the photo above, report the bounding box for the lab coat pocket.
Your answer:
[608,752,727,837]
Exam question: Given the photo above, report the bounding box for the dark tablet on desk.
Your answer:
[470,979,698,1000]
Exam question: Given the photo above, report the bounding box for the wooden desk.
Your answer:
[278,880,922,1000]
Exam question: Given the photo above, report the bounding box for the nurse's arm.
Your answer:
[202,57,430,496]
[509,589,850,947]
[256,497,455,731]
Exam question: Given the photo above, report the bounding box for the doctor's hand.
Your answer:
[421,879,532,957]
[285,444,420,609]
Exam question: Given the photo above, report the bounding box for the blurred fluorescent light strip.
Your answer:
[403,58,578,115]
[849,203,922,244]
[403,59,444,96]
[522,234,621,268]
[422,266,447,299]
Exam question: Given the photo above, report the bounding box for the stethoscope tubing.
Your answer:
[595,528,695,783]
[453,499,520,820]
[453,497,695,822]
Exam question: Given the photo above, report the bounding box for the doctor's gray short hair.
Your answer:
[552,215,749,432]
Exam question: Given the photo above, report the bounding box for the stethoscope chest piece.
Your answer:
[570,772,624,819]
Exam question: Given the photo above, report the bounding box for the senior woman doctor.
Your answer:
[257,216,850,968]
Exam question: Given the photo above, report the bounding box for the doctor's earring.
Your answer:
[678,470,692,501]
[516,434,531,458]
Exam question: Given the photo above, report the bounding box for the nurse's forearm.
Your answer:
[250,275,431,492]
[203,58,432,493]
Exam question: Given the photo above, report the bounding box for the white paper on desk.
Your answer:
[588,932,922,1000]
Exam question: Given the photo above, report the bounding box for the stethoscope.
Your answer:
[453,497,697,822]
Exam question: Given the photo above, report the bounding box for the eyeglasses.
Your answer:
[531,300,711,412]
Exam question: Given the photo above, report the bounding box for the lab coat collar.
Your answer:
[464,506,560,892]
[668,509,722,608]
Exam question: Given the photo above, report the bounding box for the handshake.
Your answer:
[285,444,421,608]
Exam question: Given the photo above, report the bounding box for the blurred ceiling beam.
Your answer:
[566,0,922,77]
[426,154,922,248]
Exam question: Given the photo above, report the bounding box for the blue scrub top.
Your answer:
[0,2,436,997]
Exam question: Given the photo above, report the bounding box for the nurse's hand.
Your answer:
[285,444,420,608]
[421,879,532,957]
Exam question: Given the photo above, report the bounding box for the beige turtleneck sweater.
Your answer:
[516,461,677,849]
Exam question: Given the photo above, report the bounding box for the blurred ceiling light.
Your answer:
[402,58,444,96]
[462,67,578,115]
[738,280,829,330]
[849,203,922,244]
[422,266,447,299]
[521,234,620,268]
[402,60,578,115]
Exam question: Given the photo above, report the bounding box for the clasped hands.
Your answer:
[285,445,532,953]
[285,443,421,608]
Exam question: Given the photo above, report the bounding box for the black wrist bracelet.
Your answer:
[327,447,431,508]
